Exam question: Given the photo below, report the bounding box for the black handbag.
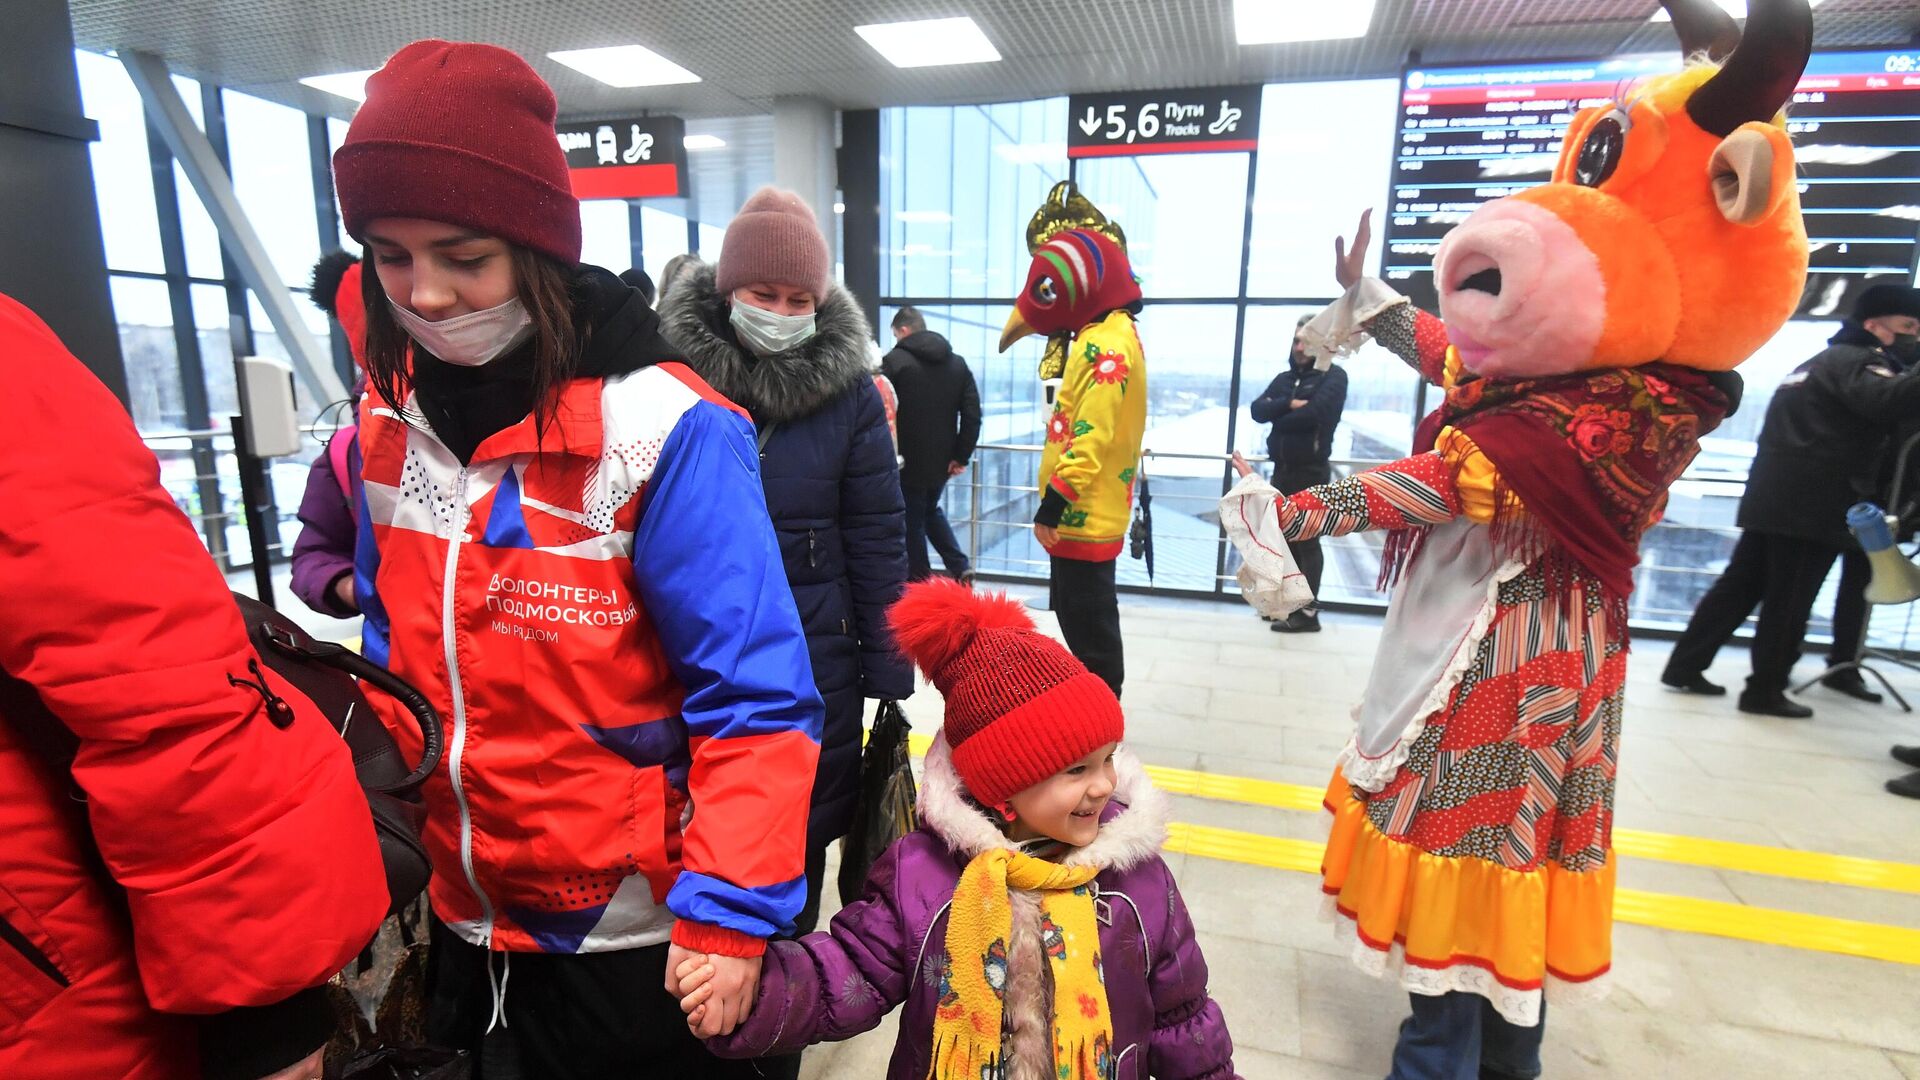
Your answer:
[835,700,918,906]
[231,593,443,918]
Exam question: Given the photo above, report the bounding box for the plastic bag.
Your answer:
[836,700,918,905]
[1219,471,1316,620]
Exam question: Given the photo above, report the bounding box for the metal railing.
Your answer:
[947,442,1918,650]
[139,428,1920,653]
[141,424,337,574]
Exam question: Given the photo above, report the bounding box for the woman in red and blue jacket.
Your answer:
[333,41,823,1075]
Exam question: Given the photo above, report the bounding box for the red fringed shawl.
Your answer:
[1387,362,1733,612]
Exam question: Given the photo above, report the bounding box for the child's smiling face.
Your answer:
[1006,742,1119,848]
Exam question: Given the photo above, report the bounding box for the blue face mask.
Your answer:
[729,294,817,358]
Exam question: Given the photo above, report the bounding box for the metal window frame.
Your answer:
[876,103,1338,605]
[115,55,357,576]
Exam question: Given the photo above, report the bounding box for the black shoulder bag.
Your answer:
[231,593,443,918]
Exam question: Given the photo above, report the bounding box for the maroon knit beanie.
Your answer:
[715,187,831,300]
[889,579,1123,809]
[333,40,581,265]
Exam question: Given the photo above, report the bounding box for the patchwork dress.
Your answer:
[1273,284,1731,1024]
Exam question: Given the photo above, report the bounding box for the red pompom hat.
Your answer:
[333,261,367,371]
[332,40,581,264]
[889,579,1123,808]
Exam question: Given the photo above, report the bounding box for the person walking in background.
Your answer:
[1249,313,1349,634]
[0,290,387,1080]
[334,42,822,1075]
[659,187,912,940]
[1662,284,1920,718]
[883,305,982,583]
[291,250,366,618]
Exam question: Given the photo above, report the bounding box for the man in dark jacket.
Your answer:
[1663,284,1920,718]
[883,307,983,583]
[1248,314,1349,633]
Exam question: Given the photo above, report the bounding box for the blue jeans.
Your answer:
[1387,993,1545,1080]
[902,480,970,580]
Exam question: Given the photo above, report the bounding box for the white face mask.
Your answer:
[389,297,533,367]
[729,294,817,358]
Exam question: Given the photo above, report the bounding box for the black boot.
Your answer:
[1737,691,1813,719]
[1891,745,1920,769]
[1271,609,1321,634]
[1887,770,1920,800]
[1821,670,1884,704]
[1660,669,1725,696]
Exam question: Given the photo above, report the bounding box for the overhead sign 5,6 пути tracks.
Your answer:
[1066,86,1262,159]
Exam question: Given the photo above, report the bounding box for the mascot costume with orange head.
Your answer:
[1224,0,1813,1034]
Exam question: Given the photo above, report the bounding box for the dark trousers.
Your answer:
[1389,993,1545,1080]
[1828,548,1871,666]
[1275,464,1331,602]
[1664,529,1846,697]
[1050,555,1123,696]
[903,479,970,580]
[425,920,775,1080]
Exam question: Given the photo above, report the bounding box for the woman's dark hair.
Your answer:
[361,245,582,427]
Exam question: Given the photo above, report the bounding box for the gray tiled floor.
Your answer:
[793,588,1920,1079]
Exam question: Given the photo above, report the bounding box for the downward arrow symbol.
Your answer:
[1079,107,1101,136]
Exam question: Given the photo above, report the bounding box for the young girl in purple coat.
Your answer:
[675,578,1238,1080]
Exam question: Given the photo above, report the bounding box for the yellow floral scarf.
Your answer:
[927,848,1115,1079]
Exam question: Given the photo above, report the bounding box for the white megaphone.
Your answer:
[1849,503,1920,606]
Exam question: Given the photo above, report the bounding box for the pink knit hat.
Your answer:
[715,187,830,299]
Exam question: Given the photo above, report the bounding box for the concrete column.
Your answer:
[0,0,126,399]
[839,109,881,333]
[772,97,839,266]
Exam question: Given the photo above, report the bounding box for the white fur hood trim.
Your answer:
[917,731,1170,873]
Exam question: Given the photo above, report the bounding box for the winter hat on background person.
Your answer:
[1855,284,1920,323]
[619,267,657,306]
[715,187,831,300]
[309,250,367,370]
[888,578,1123,809]
[332,40,581,264]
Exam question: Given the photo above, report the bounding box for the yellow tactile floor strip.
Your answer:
[331,649,1919,959]
[901,733,1920,895]
[1165,822,1920,967]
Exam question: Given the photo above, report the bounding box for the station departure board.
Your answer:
[1384,49,1920,317]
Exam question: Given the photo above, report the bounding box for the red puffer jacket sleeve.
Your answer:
[0,294,386,1013]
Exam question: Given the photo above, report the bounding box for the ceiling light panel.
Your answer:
[854,17,1001,68]
[547,44,700,88]
[299,69,374,101]
[1236,0,1378,45]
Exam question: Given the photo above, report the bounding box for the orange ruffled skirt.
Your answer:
[1320,770,1615,1025]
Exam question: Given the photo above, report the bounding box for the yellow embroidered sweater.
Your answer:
[1036,310,1147,561]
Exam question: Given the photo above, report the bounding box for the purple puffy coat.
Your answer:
[290,427,358,618]
[709,735,1237,1079]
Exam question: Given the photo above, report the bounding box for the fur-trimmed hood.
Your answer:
[918,731,1170,873]
[657,260,874,425]
[709,730,1236,1078]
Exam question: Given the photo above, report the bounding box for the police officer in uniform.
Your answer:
[1663,284,1920,717]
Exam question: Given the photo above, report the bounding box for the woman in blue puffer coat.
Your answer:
[661,187,912,933]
